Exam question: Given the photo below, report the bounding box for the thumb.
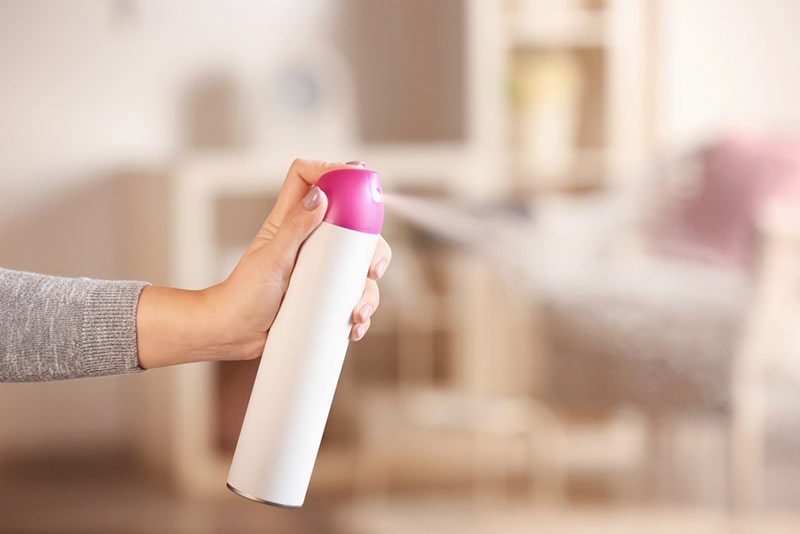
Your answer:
[256,186,328,281]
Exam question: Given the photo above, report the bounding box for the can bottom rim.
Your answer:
[226,482,302,509]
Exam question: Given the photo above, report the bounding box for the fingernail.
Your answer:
[374,259,388,279]
[302,187,322,211]
[358,303,373,323]
[346,160,366,167]
[355,323,367,340]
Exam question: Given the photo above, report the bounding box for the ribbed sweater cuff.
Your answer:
[81,280,150,377]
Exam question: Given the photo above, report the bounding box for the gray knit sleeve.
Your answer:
[0,268,150,382]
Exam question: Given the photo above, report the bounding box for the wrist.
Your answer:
[136,285,220,369]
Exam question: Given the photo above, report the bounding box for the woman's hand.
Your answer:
[136,159,391,369]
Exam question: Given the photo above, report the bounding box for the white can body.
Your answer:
[227,221,378,507]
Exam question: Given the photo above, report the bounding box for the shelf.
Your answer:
[505,5,607,50]
[510,148,607,194]
[173,143,476,197]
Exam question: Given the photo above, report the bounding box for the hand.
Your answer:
[136,159,392,369]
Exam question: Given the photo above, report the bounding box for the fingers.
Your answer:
[267,159,366,231]
[252,187,328,282]
[352,278,379,341]
[368,236,392,280]
[352,318,371,342]
[246,159,365,255]
[239,157,388,343]
[353,236,391,341]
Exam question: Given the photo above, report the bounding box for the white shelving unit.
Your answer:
[135,0,653,496]
[502,0,651,192]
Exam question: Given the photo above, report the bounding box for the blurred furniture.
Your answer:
[532,134,800,507]
[350,201,652,504]
[341,0,651,198]
[351,242,561,502]
[348,0,653,503]
[500,0,652,194]
[731,203,800,510]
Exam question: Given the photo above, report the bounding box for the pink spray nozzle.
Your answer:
[316,168,384,234]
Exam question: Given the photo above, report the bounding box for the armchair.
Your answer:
[536,133,800,507]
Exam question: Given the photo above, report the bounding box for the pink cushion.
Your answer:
[658,134,800,268]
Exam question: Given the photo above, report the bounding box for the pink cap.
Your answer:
[316,168,384,234]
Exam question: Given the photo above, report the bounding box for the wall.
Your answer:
[0,0,337,222]
[657,0,800,145]
[0,0,337,458]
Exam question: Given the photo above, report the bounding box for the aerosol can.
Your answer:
[227,167,384,507]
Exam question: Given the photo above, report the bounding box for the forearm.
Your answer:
[0,268,147,382]
[135,284,265,369]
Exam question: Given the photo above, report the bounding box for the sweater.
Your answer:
[0,268,149,382]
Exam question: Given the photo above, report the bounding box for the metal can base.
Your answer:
[226,483,301,509]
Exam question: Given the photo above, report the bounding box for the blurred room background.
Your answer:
[2,0,800,532]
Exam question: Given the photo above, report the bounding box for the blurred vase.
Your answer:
[511,51,583,187]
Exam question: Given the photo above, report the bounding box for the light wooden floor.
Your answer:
[2,445,800,534]
[0,453,338,534]
[337,497,800,534]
